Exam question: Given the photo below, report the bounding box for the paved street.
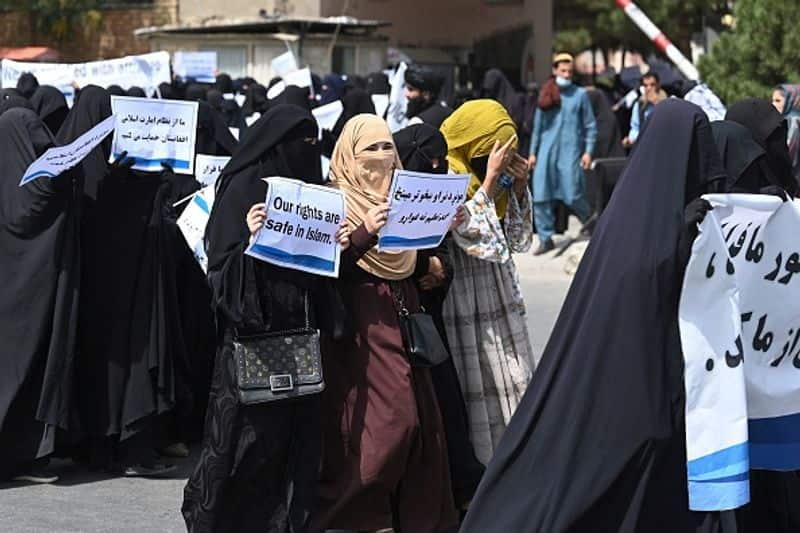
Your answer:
[0,235,584,533]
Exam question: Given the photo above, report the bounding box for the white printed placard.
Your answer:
[177,184,216,273]
[1,52,171,94]
[311,100,343,135]
[109,96,199,175]
[271,50,299,77]
[681,194,800,512]
[195,154,231,187]
[246,177,346,278]
[20,114,115,186]
[371,94,390,118]
[173,51,217,83]
[379,170,469,251]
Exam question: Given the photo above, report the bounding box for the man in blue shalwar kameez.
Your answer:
[529,53,597,255]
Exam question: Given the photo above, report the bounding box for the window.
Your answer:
[200,45,248,79]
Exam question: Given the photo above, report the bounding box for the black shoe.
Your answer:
[534,239,555,255]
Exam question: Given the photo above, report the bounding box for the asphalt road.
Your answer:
[0,235,583,533]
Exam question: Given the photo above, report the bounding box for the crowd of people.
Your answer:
[2,48,800,533]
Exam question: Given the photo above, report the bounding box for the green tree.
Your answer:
[0,0,102,43]
[700,0,800,103]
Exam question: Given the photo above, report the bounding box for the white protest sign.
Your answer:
[229,127,240,141]
[177,184,216,273]
[195,154,231,187]
[372,94,390,118]
[19,114,115,187]
[267,67,313,100]
[173,51,217,83]
[1,52,171,94]
[387,62,409,133]
[681,194,800,512]
[311,100,343,136]
[267,81,286,100]
[379,170,469,251]
[246,177,345,277]
[110,96,199,175]
[271,50,299,77]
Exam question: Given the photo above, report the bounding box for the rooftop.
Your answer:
[135,15,390,37]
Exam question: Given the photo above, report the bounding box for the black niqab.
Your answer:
[30,85,69,134]
[711,120,768,192]
[393,124,448,174]
[461,100,727,533]
[241,84,269,117]
[588,88,624,159]
[206,104,321,324]
[273,85,312,110]
[107,84,125,96]
[126,86,147,98]
[214,73,234,94]
[0,108,80,478]
[184,83,207,102]
[0,93,34,115]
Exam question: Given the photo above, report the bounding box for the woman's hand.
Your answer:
[482,136,516,196]
[449,205,466,231]
[506,153,530,195]
[246,203,266,237]
[336,221,352,250]
[364,202,390,235]
[419,256,447,291]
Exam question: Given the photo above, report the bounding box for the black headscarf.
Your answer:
[16,72,40,99]
[711,120,769,193]
[206,104,321,324]
[480,68,528,136]
[126,86,147,98]
[205,89,225,113]
[726,98,797,196]
[196,101,238,157]
[56,85,112,201]
[366,72,391,95]
[332,88,375,138]
[461,100,727,533]
[214,73,234,94]
[30,85,69,134]
[405,65,442,94]
[393,124,448,174]
[0,108,80,478]
[273,85,311,111]
[107,84,125,97]
[158,82,175,100]
[241,84,269,117]
[185,83,207,102]
[0,92,34,115]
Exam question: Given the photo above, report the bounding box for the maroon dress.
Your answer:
[311,225,457,533]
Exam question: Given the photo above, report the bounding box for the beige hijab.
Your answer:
[330,114,417,280]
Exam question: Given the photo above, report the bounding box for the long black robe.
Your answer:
[183,105,329,533]
[58,86,183,464]
[0,109,80,478]
[394,124,485,507]
[460,99,728,533]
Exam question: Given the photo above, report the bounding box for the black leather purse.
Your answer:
[233,291,324,404]
[391,283,450,368]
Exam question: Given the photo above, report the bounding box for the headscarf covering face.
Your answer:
[242,84,269,117]
[393,124,449,174]
[711,120,767,192]
[440,99,518,217]
[214,73,234,94]
[185,83,208,102]
[330,114,415,280]
[30,85,69,134]
[727,98,797,195]
[196,100,238,156]
[0,92,34,116]
[273,85,311,111]
[126,86,147,98]
[332,88,376,138]
[107,84,125,97]
[320,74,346,105]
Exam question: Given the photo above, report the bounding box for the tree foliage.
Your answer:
[700,0,800,104]
[554,0,729,60]
[0,0,102,43]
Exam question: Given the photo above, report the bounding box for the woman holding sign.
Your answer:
[182,104,342,533]
[312,114,457,533]
[439,100,535,466]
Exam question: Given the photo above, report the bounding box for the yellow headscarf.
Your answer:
[330,114,417,280]
[440,99,518,218]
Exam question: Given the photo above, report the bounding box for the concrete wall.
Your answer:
[178,0,322,22]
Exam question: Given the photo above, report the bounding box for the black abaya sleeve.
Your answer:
[337,223,377,278]
[3,172,73,238]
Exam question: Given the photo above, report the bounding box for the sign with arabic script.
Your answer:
[109,96,199,175]
[379,170,469,251]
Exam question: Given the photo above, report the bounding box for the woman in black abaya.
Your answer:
[460,99,729,533]
[30,85,69,134]
[393,124,486,509]
[0,109,81,482]
[182,104,343,533]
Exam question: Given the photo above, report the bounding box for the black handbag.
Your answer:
[391,283,450,368]
[233,291,324,404]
